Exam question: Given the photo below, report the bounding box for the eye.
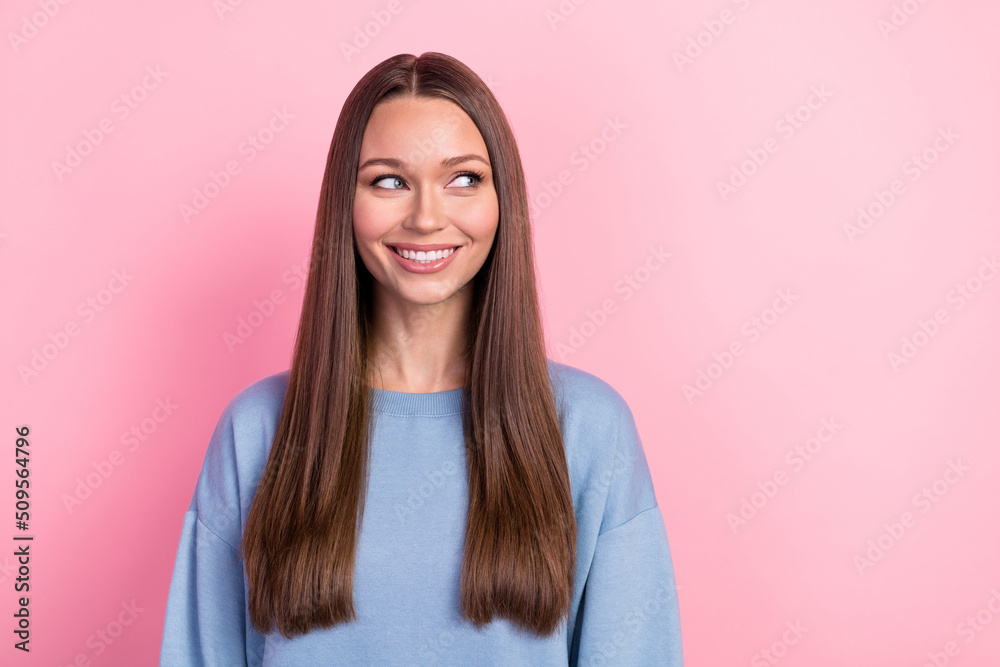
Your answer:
[369,173,406,190]
[448,170,486,189]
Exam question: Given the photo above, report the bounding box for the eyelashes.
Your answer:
[367,169,486,190]
[455,169,486,187]
[368,173,402,188]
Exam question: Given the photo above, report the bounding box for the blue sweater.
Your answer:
[159,359,683,665]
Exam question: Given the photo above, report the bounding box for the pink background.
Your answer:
[3,0,999,664]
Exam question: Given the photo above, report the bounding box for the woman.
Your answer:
[160,52,682,665]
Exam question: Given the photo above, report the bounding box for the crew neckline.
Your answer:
[369,385,465,416]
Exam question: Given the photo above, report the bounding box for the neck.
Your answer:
[366,281,473,393]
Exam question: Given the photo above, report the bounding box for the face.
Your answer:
[353,95,499,307]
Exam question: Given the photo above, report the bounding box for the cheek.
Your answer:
[352,198,383,246]
[351,206,382,275]
[352,199,367,236]
[460,197,500,240]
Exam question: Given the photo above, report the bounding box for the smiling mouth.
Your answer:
[389,246,460,263]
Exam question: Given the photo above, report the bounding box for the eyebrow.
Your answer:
[357,153,490,171]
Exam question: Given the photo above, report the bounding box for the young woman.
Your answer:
[160,52,682,665]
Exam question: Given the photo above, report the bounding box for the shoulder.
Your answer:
[544,358,640,461]
[192,370,290,542]
[210,369,290,458]
[222,369,290,424]
[545,358,632,425]
[217,369,290,473]
[545,360,657,533]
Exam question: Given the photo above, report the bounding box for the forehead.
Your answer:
[359,96,489,165]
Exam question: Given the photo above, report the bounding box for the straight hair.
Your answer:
[240,52,576,639]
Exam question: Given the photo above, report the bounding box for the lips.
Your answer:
[388,245,459,260]
[387,242,461,252]
[386,243,462,274]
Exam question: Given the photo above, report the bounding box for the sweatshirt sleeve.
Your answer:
[570,401,684,666]
[160,404,260,666]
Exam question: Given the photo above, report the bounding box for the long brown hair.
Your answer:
[240,52,576,639]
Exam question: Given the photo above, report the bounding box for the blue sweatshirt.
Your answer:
[159,359,683,665]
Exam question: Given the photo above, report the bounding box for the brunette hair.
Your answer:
[239,52,575,639]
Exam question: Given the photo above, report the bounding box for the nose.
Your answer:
[402,183,445,233]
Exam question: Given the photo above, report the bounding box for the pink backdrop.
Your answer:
[3,0,999,664]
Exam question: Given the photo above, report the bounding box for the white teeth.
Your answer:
[393,247,457,263]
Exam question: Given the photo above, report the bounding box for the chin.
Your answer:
[402,281,470,305]
[402,290,456,306]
